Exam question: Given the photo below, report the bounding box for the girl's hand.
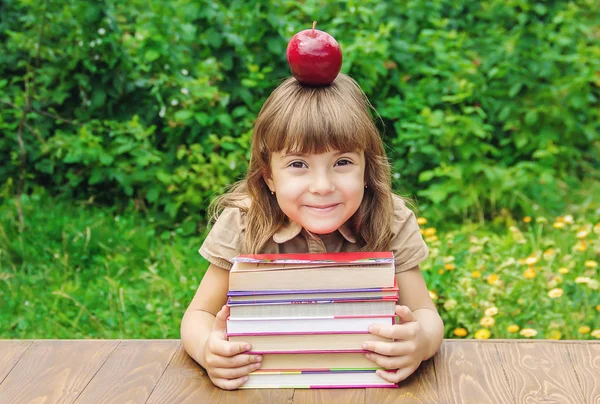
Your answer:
[363,305,429,384]
[202,305,263,390]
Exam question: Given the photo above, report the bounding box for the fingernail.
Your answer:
[243,376,249,381]
[254,355,262,362]
[245,344,251,351]
[362,343,368,350]
[368,325,376,333]
[253,363,261,369]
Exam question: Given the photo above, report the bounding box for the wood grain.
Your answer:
[434,340,514,404]
[366,358,440,404]
[566,342,600,404]
[0,340,118,404]
[220,388,294,404]
[146,344,223,404]
[1,339,599,404]
[496,341,585,404]
[292,388,365,404]
[74,340,179,404]
[0,340,32,383]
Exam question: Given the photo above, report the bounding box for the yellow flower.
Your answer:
[426,235,439,243]
[523,216,532,223]
[480,316,495,327]
[485,307,499,316]
[453,328,468,337]
[525,256,539,266]
[576,230,589,239]
[487,274,499,285]
[417,217,428,226]
[584,260,598,269]
[543,249,556,260]
[438,269,445,275]
[429,290,438,300]
[507,324,520,333]
[556,216,565,223]
[578,325,591,334]
[563,215,574,224]
[536,217,548,224]
[591,329,600,339]
[443,255,456,263]
[547,330,562,340]
[553,222,565,229]
[575,276,590,284]
[423,228,437,237]
[444,263,455,270]
[474,329,491,339]
[443,299,457,311]
[520,328,538,338]
[523,267,537,279]
[547,288,563,298]
[594,223,600,234]
[596,304,600,312]
[471,271,482,279]
[558,267,570,274]
[574,241,587,252]
[588,280,599,290]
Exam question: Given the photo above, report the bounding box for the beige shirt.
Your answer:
[199,194,429,274]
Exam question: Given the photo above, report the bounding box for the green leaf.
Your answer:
[144,49,160,62]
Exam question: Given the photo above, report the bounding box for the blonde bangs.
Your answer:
[257,77,375,156]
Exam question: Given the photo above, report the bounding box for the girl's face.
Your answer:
[265,150,366,234]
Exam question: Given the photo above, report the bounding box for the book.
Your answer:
[229,252,395,292]
[227,278,399,302]
[226,251,399,389]
[241,370,396,389]
[228,300,396,319]
[233,251,395,264]
[228,332,391,353]
[226,315,396,335]
[248,352,384,371]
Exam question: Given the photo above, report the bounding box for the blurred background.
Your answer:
[0,0,598,340]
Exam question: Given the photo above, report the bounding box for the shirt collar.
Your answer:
[272,219,357,244]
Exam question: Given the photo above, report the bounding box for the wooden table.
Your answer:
[0,339,597,403]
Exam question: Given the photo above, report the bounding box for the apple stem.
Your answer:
[312,21,317,37]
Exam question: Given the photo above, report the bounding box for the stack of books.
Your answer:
[226,251,399,389]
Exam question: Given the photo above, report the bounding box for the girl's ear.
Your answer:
[263,171,275,193]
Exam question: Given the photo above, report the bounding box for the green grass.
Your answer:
[0,192,207,338]
[0,189,598,340]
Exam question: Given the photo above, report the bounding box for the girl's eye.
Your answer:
[289,161,307,169]
[335,159,353,166]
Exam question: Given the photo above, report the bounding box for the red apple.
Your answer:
[286,22,342,86]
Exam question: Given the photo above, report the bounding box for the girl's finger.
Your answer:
[207,351,262,369]
[211,374,250,390]
[210,361,263,380]
[376,366,416,384]
[364,351,411,370]
[208,336,252,358]
[362,340,414,356]
[368,322,418,340]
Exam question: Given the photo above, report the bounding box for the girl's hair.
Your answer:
[210,73,398,254]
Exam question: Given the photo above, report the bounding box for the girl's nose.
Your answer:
[309,174,335,195]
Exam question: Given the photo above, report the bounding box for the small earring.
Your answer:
[271,191,275,195]
[364,184,368,189]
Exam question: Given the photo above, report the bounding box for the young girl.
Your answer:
[181,73,444,390]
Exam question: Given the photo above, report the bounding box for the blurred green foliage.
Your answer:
[1,0,599,222]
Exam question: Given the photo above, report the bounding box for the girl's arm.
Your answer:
[395,266,444,360]
[180,263,229,365]
[363,265,444,383]
[181,264,261,390]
